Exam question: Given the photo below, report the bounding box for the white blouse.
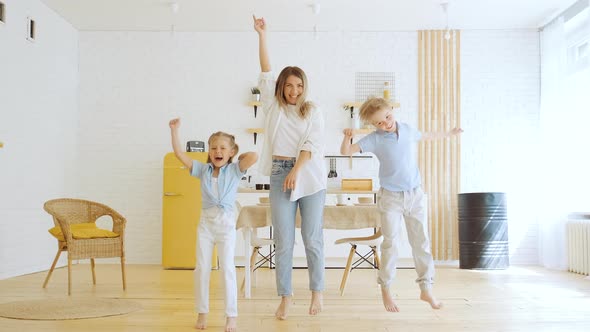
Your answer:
[257,71,327,201]
[272,104,307,157]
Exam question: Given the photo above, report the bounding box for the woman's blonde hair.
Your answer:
[359,97,393,122]
[207,132,239,164]
[275,66,314,118]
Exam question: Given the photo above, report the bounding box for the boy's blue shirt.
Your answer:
[190,161,245,212]
[357,122,422,192]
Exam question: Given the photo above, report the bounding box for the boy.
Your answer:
[340,97,462,312]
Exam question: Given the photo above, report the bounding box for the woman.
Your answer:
[253,15,327,320]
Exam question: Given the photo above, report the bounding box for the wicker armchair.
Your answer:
[43,198,127,295]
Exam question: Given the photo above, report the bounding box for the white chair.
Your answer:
[237,201,276,291]
[241,227,275,290]
[334,229,383,296]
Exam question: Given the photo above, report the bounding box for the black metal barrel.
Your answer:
[458,192,509,269]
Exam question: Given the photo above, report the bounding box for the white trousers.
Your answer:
[194,207,237,317]
[377,187,435,291]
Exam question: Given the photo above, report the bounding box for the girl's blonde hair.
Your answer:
[207,132,239,164]
[275,66,314,118]
[359,97,393,122]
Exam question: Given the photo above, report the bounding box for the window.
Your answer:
[565,4,589,73]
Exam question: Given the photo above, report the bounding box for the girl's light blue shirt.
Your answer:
[190,161,245,212]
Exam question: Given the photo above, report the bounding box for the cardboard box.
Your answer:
[341,179,373,191]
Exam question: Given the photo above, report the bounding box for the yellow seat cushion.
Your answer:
[48,223,119,241]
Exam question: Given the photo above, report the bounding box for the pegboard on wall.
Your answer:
[355,72,396,102]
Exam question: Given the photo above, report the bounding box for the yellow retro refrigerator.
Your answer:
[162,152,217,269]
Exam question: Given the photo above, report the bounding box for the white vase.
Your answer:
[351,111,360,129]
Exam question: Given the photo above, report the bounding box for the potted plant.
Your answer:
[251,87,261,101]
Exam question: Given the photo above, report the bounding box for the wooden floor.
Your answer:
[1,264,590,332]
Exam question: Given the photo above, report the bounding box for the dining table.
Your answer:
[236,204,381,298]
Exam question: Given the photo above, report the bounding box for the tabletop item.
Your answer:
[186,140,205,152]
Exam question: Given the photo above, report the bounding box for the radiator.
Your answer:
[567,217,590,275]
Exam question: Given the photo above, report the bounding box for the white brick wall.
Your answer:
[76,31,418,265]
[0,24,542,278]
[461,30,540,265]
[0,0,79,279]
[77,29,541,266]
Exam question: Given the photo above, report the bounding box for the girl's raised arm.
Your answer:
[169,118,193,172]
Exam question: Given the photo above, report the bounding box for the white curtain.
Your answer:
[539,11,590,270]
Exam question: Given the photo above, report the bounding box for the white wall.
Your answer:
[0,0,78,279]
[77,29,541,266]
[76,31,415,265]
[461,30,540,264]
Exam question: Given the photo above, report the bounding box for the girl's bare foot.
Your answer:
[380,286,400,312]
[275,296,292,320]
[309,291,323,315]
[420,289,443,309]
[195,313,207,329]
[225,316,237,332]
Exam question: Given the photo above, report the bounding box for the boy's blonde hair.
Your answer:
[359,97,393,122]
[207,132,239,164]
[275,66,315,119]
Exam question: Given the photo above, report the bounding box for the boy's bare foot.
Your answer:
[309,291,323,315]
[195,313,207,329]
[225,316,237,332]
[275,296,292,320]
[380,286,400,312]
[420,289,443,309]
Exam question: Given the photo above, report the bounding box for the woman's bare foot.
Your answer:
[195,313,207,329]
[275,296,292,320]
[420,289,443,309]
[380,286,400,312]
[225,316,237,332]
[309,291,323,315]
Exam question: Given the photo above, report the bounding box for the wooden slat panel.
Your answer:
[418,30,461,260]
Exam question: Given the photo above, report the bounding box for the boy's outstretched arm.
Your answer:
[169,118,193,172]
[341,128,361,155]
[421,127,463,141]
[238,152,258,173]
[253,15,271,72]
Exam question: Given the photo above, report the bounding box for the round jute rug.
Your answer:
[0,297,142,320]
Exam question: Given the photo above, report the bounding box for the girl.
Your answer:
[253,16,327,320]
[169,118,258,332]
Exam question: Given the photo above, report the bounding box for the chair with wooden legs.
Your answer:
[43,198,127,295]
[334,229,382,296]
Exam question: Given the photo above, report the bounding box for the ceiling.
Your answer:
[41,0,578,32]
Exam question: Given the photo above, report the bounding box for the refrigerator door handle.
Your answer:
[164,192,183,196]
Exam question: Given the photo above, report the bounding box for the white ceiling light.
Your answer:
[309,2,321,16]
[171,2,179,14]
[309,2,321,40]
[441,1,451,40]
[170,2,179,35]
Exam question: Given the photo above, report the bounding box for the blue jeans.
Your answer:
[270,159,326,296]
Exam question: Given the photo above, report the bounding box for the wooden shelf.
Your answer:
[238,187,377,194]
[343,101,401,119]
[353,128,374,135]
[343,101,400,109]
[246,128,264,144]
[324,155,372,159]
